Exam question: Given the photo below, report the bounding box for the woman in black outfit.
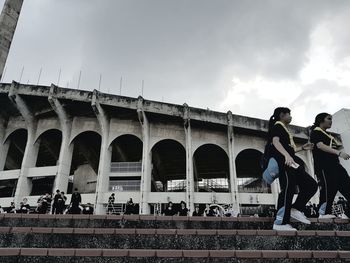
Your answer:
[268,107,317,231]
[162,201,177,216]
[310,113,350,219]
[178,201,189,216]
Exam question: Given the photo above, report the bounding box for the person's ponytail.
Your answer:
[267,107,291,140]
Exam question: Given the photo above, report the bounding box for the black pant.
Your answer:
[276,163,317,225]
[316,163,350,215]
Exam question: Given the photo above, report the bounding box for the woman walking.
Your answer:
[310,113,350,218]
[268,107,317,231]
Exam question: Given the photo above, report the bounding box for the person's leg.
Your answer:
[336,165,350,216]
[275,165,296,225]
[292,167,318,212]
[321,166,338,215]
[315,169,327,215]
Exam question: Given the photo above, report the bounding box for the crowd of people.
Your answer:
[0,188,94,215]
[107,194,139,215]
[160,201,240,217]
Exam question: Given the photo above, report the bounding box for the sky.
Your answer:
[1,0,350,126]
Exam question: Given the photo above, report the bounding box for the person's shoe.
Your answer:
[340,213,349,219]
[290,208,311,224]
[318,214,337,219]
[273,223,297,231]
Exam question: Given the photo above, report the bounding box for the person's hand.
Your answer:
[302,142,314,151]
[284,154,295,167]
[339,152,350,160]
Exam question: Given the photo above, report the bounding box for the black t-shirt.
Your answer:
[178,207,188,216]
[163,207,177,216]
[192,211,202,216]
[310,129,339,168]
[269,123,295,162]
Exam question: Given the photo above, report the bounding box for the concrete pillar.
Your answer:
[0,0,24,79]
[0,117,10,171]
[92,90,111,214]
[48,84,73,194]
[306,149,319,204]
[9,81,38,204]
[138,96,151,214]
[271,180,280,206]
[227,111,240,213]
[183,104,194,213]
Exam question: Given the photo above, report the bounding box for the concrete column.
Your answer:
[138,96,151,214]
[92,90,111,214]
[227,111,240,213]
[271,180,280,206]
[306,149,319,203]
[0,117,10,171]
[0,0,24,79]
[48,84,73,194]
[183,104,194,213]
[9,81,38,204]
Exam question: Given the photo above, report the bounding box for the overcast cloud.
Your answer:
[1,0,350,126]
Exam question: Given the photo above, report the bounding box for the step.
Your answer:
[1,214,349,230]
[0,227,349,250]
[0,248,350,263]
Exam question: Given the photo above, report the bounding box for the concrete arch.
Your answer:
[34,128,62,145]
[150,139,186,192]
[192,142,228,157]
[3,129,28,171]
[109,133,143,149]
[34,120,61,143]
[235,148,270,194]
[69,129,102,145]
[110,134,143,163]
[149,137,185,153]
[34,129,62,167]
[4,125,27,144]
[69,131,102,194]
[193,143,230,192]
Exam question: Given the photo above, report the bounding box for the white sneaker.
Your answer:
[290,208,311,224]
[273,223,297,231]
[340,213,349,219]
[318,214,337,219]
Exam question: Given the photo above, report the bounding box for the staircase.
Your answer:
[0,213,350,262]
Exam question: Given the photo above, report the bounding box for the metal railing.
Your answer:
[109,180,141,192]
[196,178,229,192]
[237,178,271,193]
[167,180,186,191]
[110,162,142,173]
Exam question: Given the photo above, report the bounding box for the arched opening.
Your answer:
[35,129,62,167]
[4,129,27,170]
[193,144,229,192]
[235,149,271,193]
[68,131,102,194]
[0,179,17,197]
[109,134,143,193]
[151,139,186,192]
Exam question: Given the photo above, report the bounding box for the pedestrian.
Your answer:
[310,113,350,219]
[267,107,317,231]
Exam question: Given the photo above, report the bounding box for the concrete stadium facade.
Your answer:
[0,81,329,215]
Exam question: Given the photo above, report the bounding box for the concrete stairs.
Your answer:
[0,213,350,262]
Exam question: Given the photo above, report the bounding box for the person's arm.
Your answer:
[272,137,296,166]
[316,142,350,160]
[295,142,314,153]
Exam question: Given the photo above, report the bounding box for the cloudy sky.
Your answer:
[1,0,350,126]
